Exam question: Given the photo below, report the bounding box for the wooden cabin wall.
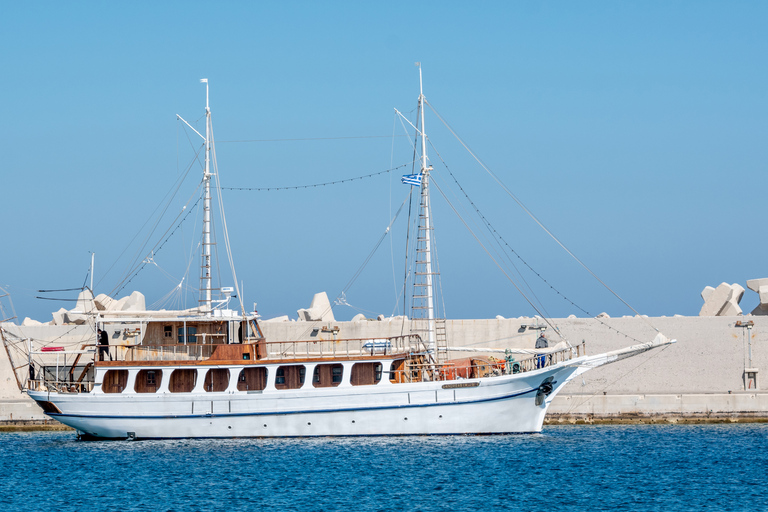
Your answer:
[102,370,128,393]
[204,369,230,392]
[143,321,229,346]
[313,364,342,388]
[134,369,163,393]
[169,369,197,392]
[236,367,267,391]
[351,363,381,386]
[276,365,304,390]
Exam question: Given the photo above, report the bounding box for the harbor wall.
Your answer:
[1,316,766,424]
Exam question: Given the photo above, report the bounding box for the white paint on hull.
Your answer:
[30,364,579,438]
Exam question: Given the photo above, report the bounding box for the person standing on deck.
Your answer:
[535,332,548,368]
[98,328,110,361]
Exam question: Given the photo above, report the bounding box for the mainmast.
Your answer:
[200,78,212,314]
[413,63,437,358]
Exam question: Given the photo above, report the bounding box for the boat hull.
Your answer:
[28,364,581,439]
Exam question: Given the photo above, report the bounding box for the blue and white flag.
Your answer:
[401,173,423,186]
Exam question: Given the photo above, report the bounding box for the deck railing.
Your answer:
[90,334,426,363]
[262,335,423,360]
[393,344,581,383]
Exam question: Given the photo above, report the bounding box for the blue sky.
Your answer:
[2,1,767,323]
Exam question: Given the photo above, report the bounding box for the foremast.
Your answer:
[200,78,213,314]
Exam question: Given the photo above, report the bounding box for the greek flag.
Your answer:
[401,173,423,186]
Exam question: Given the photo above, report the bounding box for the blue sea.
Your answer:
[1,424,765,511]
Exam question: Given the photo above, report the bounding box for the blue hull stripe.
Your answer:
[46,386,540,421]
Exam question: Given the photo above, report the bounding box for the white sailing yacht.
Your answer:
[2,73,674,439]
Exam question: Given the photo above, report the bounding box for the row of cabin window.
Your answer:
[101,362,388,394]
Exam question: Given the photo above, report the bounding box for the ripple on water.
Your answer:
[0,424,766,511]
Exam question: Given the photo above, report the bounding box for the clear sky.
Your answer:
[2,1,767,324]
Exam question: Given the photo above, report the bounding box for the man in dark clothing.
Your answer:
[535,332,548,368]
[98,328,110,361]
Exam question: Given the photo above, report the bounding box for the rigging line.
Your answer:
[567,342,674,414]
[113,122,205,289]
[34,297,79,301]
[222,164,410,191]
[219,135,411,142]
[429,146,644,345]
[102,145,203,293]
[338,193,411,298]
[111,129,204,288]
[389,112,399,315]
[428,144,556,322]
[397,188,416,333]
[429,177,566,341]
[426,100,659,333]
[111,181,203,298]
[113,195,203,297]
[289,192,412,343]
[211,122,244,315]
[37,288,84,293]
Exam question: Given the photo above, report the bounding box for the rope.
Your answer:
[428,176,566,341]
[566,340,674,415]
[428,141,644,345]
[222,164,409,192]
[219,135,409,143]
[426,99,659,334]
[288,192,411,342]
[113,195,203,297]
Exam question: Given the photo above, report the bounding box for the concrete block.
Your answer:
[66,289,96,324]
[120,291,146,312]
[746,278,768,293]
[699,283,732,316]
[730,283,745,304]
[596,312,610,319]
[701,286,715,302]
[94,293,116,311]
[51,308,68,325]
[262,315,289,323]
[296,292,335,322]
[352,313,367,322]
[719,301,742,316]
[21,318,43,326]
[759,285,768,305]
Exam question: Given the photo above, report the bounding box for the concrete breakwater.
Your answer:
[1,315,766,425]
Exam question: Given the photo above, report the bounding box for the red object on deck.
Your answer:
[41,347,65,352]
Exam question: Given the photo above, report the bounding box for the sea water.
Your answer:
[0,424,765,511]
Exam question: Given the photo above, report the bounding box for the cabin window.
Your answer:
[164,325,173,339]
[204,369,230,392]
[351,363,383,386]
[237,367,267,391]
[135,369,163,393]
[178,326,197,344]
[275,365,305,390]
[312,364,343,388]
[169,369,197,392]
[390,359,405,384]
[103,370,128,393]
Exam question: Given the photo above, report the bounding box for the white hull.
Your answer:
[29,364,583,438]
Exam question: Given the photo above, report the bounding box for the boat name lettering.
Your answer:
[442,382,480,389]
